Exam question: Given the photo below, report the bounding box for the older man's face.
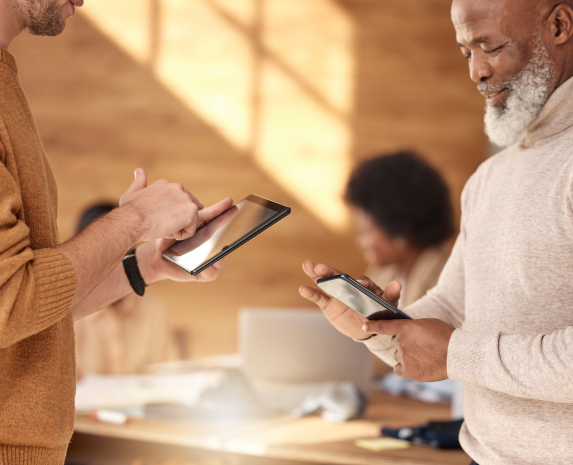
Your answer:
[452,0,556,147]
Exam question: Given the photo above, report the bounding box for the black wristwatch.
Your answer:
[122,249,147,296]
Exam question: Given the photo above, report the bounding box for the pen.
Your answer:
[89,409,128,425]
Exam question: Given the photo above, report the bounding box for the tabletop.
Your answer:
[73,391,471,465]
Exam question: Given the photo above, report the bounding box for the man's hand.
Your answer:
[137,197,234,284]
[362,318,455,382]
[119,168,205,242]
[299,260,402,340]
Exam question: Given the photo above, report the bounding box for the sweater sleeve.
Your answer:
[447,328,573,403]
[0,131,76,349]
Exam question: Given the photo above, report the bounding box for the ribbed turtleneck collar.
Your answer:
[522,76,573,148]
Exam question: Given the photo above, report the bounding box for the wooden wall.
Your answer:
[9,0,484,357]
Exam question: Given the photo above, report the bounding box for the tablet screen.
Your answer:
[162,195,290,275]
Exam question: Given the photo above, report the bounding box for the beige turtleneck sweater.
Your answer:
[365,76,573,464]
[0,49,77,464]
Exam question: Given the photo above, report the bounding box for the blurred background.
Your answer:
[10,0,484,359]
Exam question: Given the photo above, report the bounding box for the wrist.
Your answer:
[135,242,159,285]
[117,202,149,245]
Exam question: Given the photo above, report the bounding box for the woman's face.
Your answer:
[353,209,408,268]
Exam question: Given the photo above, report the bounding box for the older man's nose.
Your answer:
[469,54,494,83]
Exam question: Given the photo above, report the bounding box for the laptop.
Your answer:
[239,308,373,393]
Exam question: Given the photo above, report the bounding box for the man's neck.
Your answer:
[0,0,24,49]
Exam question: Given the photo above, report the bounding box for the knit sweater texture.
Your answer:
[0,49,76,464]
[365,75,573,465]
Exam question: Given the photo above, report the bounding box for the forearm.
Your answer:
[71,260,130,320]
[71,241,160,320]
[56,205,144,309]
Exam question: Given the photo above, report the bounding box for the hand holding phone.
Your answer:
[300,260,404,340]
[316,274,411,321]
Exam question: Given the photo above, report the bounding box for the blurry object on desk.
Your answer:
[76,369,269,422]
[288,381,367,423]
[75,371,226,411]
[144,368,269,421]
[239,308,371,421]
[381,419,463,450]
[239,308,372,393]
[74,202,181,380]
[76,310,373,424]
[379,372,455,405]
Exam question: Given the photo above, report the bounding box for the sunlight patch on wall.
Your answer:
[80,0,354,231]
[263,0,354,115]
[256,0,354,230]
[155,0,255,150]
[81,0,152,64]
[210,0,257,28]
[257,62,352,229]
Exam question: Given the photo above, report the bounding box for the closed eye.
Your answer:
[484,44,505,55]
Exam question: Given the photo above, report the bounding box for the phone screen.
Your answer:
[316,274,411,320]
[162,195,290,275]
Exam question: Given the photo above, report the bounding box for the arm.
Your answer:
[445,327,573,403]
[0,154,75,348]
[56,168,206,311]
[0,149,227,346]
[299,231,467,376]
[300,175,474,380]
[71,199,232,321]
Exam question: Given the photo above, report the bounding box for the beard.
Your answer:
[482,35,555,148]
[16,0,66,37]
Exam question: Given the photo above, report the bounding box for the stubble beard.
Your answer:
[16,0,66,37]
[482,34,555,148]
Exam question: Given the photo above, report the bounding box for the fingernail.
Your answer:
[134,169,139,178]
[362,323,370,332]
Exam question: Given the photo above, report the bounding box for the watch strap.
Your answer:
[122,249,147,296]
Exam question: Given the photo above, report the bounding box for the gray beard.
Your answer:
[482,38,554,148]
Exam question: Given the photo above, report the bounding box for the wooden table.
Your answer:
[70,392,470,465]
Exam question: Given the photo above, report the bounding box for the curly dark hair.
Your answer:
[346,151,454,248]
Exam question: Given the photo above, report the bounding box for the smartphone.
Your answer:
[162,194,290,275]
[316,274,411,320]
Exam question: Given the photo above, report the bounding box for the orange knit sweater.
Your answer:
[0,49,77,464]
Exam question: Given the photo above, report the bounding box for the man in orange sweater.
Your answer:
[0,1,232,463]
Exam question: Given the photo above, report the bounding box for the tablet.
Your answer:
[316,274,411,320]
[162,195,290,275]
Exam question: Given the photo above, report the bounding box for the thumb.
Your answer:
[383,280,403,306]
[120,168,148,206]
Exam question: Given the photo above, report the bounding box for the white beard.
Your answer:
[483,37,554,148]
